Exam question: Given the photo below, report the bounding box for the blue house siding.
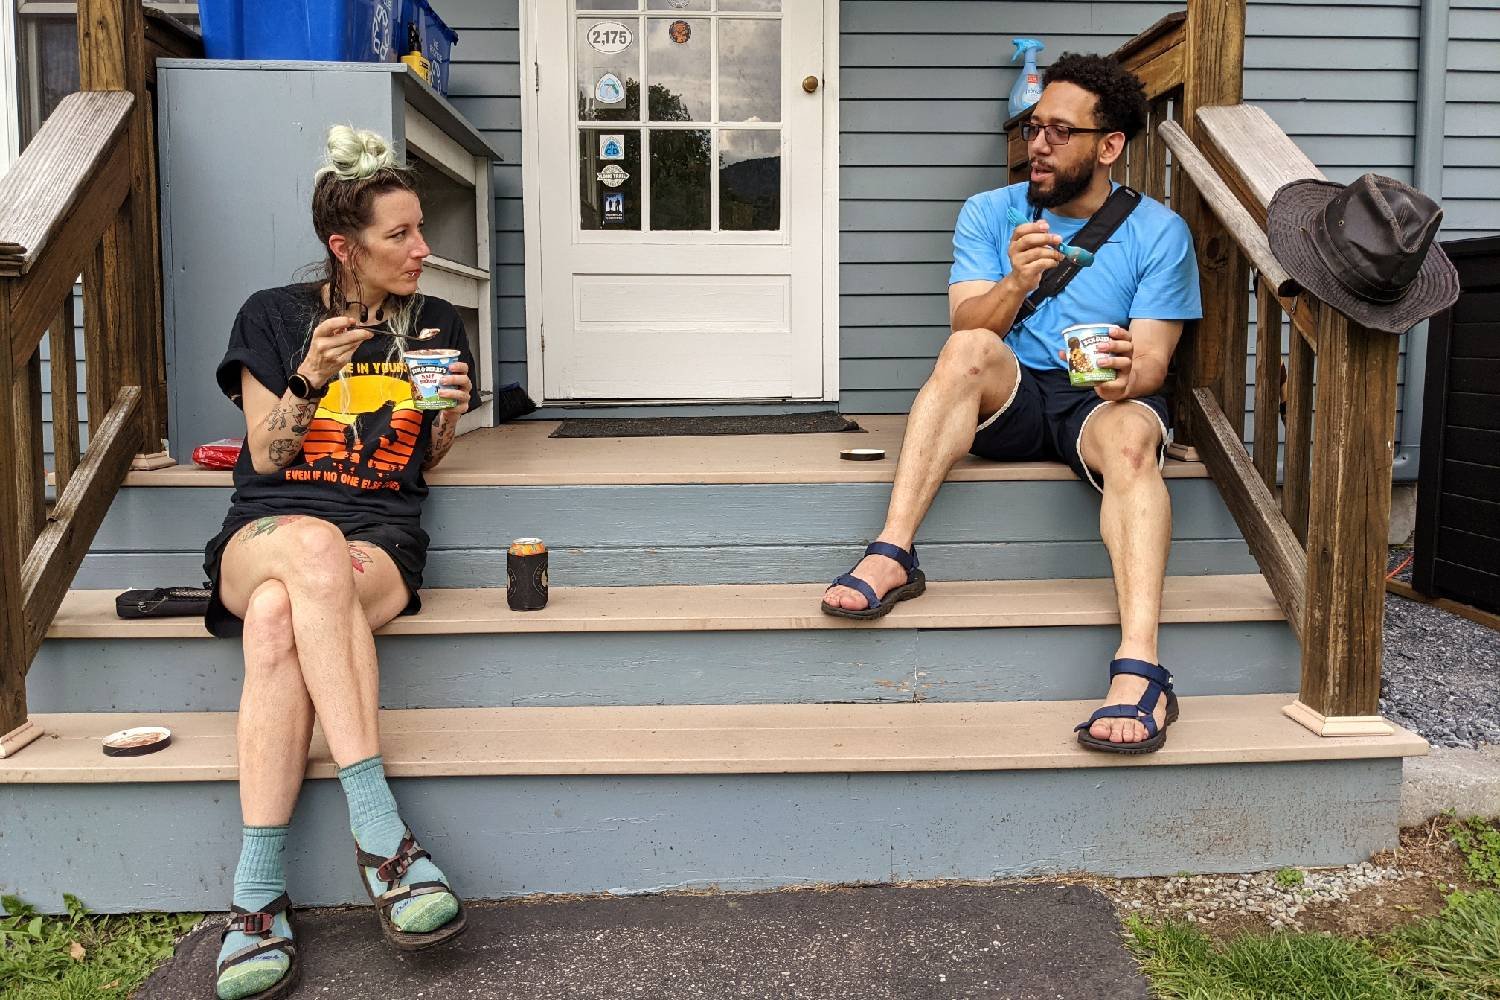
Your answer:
[35,0,1497,464]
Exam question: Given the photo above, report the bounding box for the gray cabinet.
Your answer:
[157,60,501,460]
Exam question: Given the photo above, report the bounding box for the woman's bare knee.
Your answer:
[242,581,297,674]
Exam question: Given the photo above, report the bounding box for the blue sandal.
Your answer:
[1075,658,1179,754]
[821,541,927,620]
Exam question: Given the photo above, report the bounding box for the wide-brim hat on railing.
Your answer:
[1267,173,1459,334]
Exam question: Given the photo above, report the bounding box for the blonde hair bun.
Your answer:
[317,125,397,182]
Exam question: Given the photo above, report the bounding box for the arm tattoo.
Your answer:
[268,438,302,467]
[261,398,319,468]
[423,413,459,470]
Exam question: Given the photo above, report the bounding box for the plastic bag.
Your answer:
[192,437,243,470]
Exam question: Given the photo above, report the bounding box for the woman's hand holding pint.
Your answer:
[435,360,471,413]
[296,315,373,387]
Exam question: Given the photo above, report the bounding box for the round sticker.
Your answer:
[668,20,691,44]
[595,72,625,104]
[599,134,625,160]
[587,20,633,54]
[597,164,630,188]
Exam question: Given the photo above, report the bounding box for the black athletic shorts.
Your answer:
[202,514,426,638]
[969,360,1171,491]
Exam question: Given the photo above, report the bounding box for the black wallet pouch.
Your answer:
[115,586,212,619]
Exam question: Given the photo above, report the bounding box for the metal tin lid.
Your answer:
[102,726,172,757]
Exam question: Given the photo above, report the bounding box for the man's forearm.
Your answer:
[952,276,1028,335]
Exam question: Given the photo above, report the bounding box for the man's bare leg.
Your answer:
[825,329,1020,611]
[1078,403,1172,744]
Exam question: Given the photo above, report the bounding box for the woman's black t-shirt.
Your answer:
[214,283,476,528]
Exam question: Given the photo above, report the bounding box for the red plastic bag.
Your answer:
[192,437,243,470]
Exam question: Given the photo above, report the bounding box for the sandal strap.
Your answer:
[218,935,296,971]
[1075,703,1159,738]
[828,573,880,610]
[1108,657,1172,690]
[356,830,431,886]
[864,541,918,572]
[221,891,292,941]
[375,880,452,908]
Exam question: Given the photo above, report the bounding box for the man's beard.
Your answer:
[1027,157,1094,210]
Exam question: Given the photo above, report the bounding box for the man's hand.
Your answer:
[1003,220,1063,297]
[1057,325,1135,401]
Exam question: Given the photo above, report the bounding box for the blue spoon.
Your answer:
[1007,206,1095,267]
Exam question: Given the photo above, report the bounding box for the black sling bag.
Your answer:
[1010,185,1143,332]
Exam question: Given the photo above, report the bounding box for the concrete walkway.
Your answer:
[143,883,1149,999]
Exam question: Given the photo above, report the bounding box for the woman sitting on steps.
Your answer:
[200,125,476,1000]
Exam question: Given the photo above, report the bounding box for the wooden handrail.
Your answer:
[0,91,132,277]
[1112,11,1187,101]
[0,0,166,757]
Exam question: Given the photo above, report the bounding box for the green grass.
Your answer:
[1452,816,1500,887]
[1127,889,1500,1000]
[0,894,202,1000]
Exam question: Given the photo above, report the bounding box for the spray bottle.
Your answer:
[1008,38,1045,119]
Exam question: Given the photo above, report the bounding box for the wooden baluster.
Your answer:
[1252,278,1283,492]
[0,286,33,749]
[1281,308,1315,544]
[48,297,80,495]
[1147,99,1169,203]
[1287,311,1400,735]
[82,239,114,426]
[1125,128,1147,191]
[13,346,45,551]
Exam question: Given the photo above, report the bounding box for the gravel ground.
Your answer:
[1381,547,1500,749]
[1106,862,1412,931]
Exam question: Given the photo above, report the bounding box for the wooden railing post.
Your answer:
[78,0,171,468]
[1170,0,1248,455]
[0,287,35,753]
[1284,312,1400,737]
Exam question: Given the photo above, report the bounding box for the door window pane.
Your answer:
[647,17,709,122]
[719,0,781,9]
[718,18,780,123]
[650,129,711,230]
[577,17,640,122]
[580,129,642,230]
[647,0,707,8]
[580,0,640,8]
[719,130,779,231]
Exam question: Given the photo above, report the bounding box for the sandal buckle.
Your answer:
[234,912,274,935]
[377,854,412,882]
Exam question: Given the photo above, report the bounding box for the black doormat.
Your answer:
[549,410,863,439]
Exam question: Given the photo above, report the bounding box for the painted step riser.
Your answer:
[73,539,1259,590]
[79,481,1252,590]
[0,759,1401,914]
[30,622,1301,713]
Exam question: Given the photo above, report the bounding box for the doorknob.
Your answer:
[802,75,819,94]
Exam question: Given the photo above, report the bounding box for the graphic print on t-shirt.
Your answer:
[294,359,422,490]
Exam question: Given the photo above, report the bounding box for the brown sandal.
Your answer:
[215,892,300,1000]
[355,829,467,952]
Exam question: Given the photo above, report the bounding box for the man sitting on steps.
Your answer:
[820,53,1202,755]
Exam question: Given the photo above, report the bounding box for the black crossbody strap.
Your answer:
[1011,185,1143,332]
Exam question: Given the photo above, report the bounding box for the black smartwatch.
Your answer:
[286,372,327,401]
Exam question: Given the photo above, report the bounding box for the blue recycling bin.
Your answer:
[399,0,459,94]
[200,0,398,63]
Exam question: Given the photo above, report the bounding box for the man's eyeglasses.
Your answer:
[1021,121,1113,145]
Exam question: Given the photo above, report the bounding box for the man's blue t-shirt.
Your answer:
[949,182,1202,372]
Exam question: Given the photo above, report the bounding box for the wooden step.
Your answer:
[120,415,1210,487]
[0,695,1426,785]
[48,575,1284,640]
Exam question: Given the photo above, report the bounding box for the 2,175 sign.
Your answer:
[587,21,633,55]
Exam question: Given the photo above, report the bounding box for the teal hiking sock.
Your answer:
[338,755,458,933]
[216,826,293,1000]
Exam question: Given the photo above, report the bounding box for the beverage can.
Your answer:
[507,537,548,611]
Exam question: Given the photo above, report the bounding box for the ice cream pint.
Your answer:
[403,348,460,410]
[1062,323,1118,386]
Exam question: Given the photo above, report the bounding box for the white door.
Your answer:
[530,0,825,401]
